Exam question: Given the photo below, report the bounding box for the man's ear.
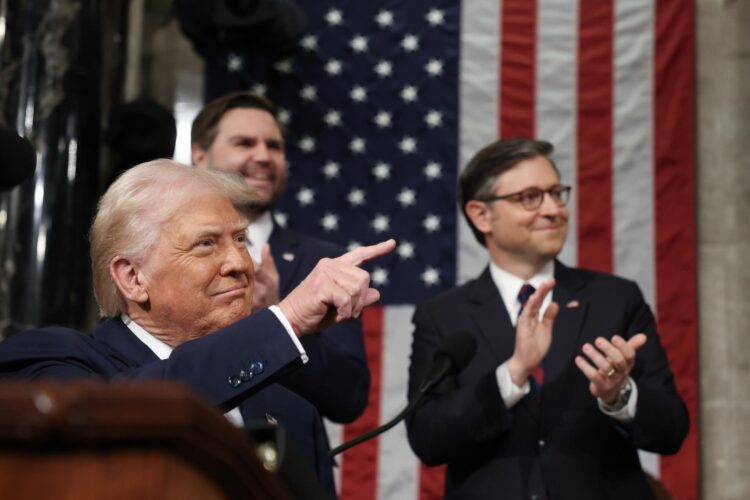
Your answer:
[465,200,493,235]
[191,144,209,168]
[110,256,149,305]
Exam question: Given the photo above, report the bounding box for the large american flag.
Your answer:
[204,1,698,498]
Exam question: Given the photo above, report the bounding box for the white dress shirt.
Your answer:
[246,211,274,263]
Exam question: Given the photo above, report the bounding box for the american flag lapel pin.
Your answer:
[282,252,294,262]
[566,300,580,308]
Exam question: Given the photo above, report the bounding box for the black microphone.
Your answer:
[0,127,36,191]
[418,330,477,394]
[329,331,477,457]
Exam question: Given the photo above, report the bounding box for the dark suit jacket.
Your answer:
[405,262,688,500]
[0,309,336,497]
[268,225,370,424]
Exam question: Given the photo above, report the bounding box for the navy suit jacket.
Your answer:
[406,262,688,500]
[0,308,337,497]
[268,225,370,424]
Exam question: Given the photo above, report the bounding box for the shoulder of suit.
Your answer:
[7,326,93,342]
[279,228,343,258]
[416,276,482,311]
[563,265,642,295]
[0,326,98,356]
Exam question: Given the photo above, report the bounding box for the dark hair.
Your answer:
[459,137,558,246]
[191,92,284,150]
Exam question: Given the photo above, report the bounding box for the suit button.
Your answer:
[530,495,543,500]
[239,369,252,381]
[250,361,264,375]
[228,376,241,388]
[538,439,546,448]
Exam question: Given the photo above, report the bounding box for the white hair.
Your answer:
[90,159,253,317]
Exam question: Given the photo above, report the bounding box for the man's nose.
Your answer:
[538,191,564,216]
[252,142,271,163]
[221,242,251,276]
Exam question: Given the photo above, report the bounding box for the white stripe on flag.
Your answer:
[377,305,418,499]
[613,0,656,306]
[536,0,579,267]
[613,0,659,478]
[325,422,343,490]
[457,0,500,284]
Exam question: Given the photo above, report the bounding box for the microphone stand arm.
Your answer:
[329,361,451,458]
[329,392,427,457]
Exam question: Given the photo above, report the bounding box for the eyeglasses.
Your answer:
[478,185,572,211]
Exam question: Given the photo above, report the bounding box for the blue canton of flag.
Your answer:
[205,1,459,304]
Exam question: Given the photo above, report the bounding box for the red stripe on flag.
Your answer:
[499,0,537,138]
[653,1,699,498]
[339,306,384,500]
[419,464,446,500]
[576,0,614,272]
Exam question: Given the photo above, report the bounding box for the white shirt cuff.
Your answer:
[268,305,308,364]
[598,376,638,422]
[496,361,530,408]
[224,407,245,428]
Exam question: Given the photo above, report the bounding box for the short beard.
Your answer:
[239,175,288,216]
[206,158,288,217]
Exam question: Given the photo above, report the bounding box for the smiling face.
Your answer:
[136,194,254,345]
[192,107,287,214]
[465,155,568,277]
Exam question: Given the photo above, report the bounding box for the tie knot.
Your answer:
[517,284,536,311]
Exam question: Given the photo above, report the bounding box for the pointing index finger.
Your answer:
[340,239,396,267]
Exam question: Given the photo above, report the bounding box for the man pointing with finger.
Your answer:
[406,138,688,499]
[0,160,394,498]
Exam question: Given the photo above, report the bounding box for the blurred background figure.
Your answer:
[104,97,176,177]
[0,127,35,192]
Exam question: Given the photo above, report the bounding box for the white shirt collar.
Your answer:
[488,260,555,325]
[121,314,173,360]
[246,211,274,263]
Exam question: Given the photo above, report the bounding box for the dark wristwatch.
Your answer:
[601,379,633,412]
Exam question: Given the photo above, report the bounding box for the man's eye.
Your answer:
[196,239,214,248]
[521,190,542,204]
[234,233,247,244]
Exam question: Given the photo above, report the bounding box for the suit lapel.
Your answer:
[541,261,588,405]
[468,268,540,421]
[269,224,303,296]
[467,268,515,362]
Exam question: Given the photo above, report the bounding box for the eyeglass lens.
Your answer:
[521,187,569,209]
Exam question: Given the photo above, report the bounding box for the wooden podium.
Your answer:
[0,381,292,500]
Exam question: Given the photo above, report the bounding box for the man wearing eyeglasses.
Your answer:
[405,138,688,500]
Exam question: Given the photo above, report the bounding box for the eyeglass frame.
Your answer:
[476,185,572,211]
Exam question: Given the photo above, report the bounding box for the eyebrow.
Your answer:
[189,222,248,239]
[501,182,563,193]
[228,133,283,144]
[227,134,256,143]
[232,221,249,233]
